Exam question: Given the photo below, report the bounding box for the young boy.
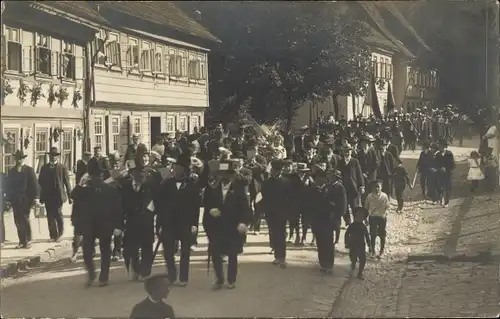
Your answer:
[130,274,175,319]
[364,180,390,259]
[344,207,371,279]
[393,158,413,213]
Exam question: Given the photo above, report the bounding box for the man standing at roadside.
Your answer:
[38,146,72,241]
[5,150,40,248]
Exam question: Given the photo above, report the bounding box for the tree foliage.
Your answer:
[180,1,372,126]
[397,0,498,127]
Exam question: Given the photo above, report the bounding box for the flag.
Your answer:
[368,73,382,118]
[386,82,396,114]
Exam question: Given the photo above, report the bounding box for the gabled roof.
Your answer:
[375,2,432,56]
[30,1,109,27]
[96,1,220,43]
[357,1,415,59]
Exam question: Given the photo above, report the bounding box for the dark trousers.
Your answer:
[11,200,32,245]
[369,216,387,254]
[344,192,359,225]
[314,223,335,270]
[427,171,439,202]
[437,172,452,205]
[251,202,263,232]
[162,232,191,283]
[288,212,301,241]
[268,217,287,260]
[0,211,5,243]
[123,232,154,278]
[83,232,112,282]
[300,212,311,242]
[112,234,123,256]
[210,241,238,284]
[45,202,64,240]
[419,172,428,197]
[394,185,405,210]
[349,246,366,274]
[333,219,341,244]
[72,227,83,254]
[380,176,392,198]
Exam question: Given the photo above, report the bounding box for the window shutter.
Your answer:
[22,46,32,74]
[127,115,132,144]
[126,45,132,67]
[105,115,111,154]
[1,34,6,71]
[88,116,96,150]
[51,52,60,77]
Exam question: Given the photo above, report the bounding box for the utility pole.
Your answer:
[1,2,6,173]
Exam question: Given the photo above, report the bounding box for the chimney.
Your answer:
[194,10,201,21]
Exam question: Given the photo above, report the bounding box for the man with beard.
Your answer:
[71,159,123,287]
[337,143,364,226]
[5,150,40,248]
[157,154,201,286]
[38,147,72,242]
[121,163,156,280]
[203,159,252,290]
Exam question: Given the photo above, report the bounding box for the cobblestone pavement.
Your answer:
[1,202,73,267]
[330,149,500,318]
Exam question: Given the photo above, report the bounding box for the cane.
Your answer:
[207,244,211,276]
[152,232,162,264]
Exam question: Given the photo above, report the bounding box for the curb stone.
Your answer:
[0,240,72,279]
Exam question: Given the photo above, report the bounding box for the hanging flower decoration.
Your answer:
[55,86,69,106]
[17,79,30,104]
[47,84,56,107]
[72,89,82,108]
[1,132,16,147]
[30,82,45,107]
[23,129,32,150]
[76,127,83,141]
[51,127,64,142]
[1,78,14,104]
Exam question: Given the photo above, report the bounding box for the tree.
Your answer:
[180,1,372,127]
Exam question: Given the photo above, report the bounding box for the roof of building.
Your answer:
[31,1,110,26]
[96,1,220,43]
[357,1,416,59]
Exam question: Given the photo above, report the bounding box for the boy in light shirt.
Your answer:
[364,179,390,259]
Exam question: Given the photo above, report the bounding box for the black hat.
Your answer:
[175,153,191,169]
[47,146,60,156]
[144,273,170,294]
[12,149,28,160]
[270,159,284,170]
[87,159,103,177]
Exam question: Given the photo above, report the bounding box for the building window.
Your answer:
[35,130,48,173]
[2,129,18,172]
[140,41,152,72]
[96,31,121,67]
[385,60,392,79]
[111,117,120,151]
[168,48,182,77]
[381,59,386,80]
[61,130,73,170]
[35,33,51,75]
[372,56,378,77]
[153,45,163,74]
[94,117,104,148]
[5,27,22,72]
[166,116,175,133]
[179,116,187,132]
[133,117,141,135]
[126,37,139,68]
[200,56,206,80]
[180,50,188,77]
[190,116,199,133]
[61,40,76,80]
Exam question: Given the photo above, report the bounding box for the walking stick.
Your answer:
[207,244,211,276]
[152,232,162,263]
[411,171,419,190]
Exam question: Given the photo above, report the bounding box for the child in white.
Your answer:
[364,180,390,258]
[467,151,484,193]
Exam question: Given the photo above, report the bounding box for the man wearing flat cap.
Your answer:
[5,150,40,248]
[202,159,252,290]
[156,153,202,286]
[38,146,72,241]
[261,159,293,268]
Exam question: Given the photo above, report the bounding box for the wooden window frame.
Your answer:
[2,125,21,172]
[35,32,52,76]
[126,37,140,69]
[166,116,176,133]
[139,40,153,73]
[94,116,105,149]
[34,124,50,173]
[60,127,73,171]
[153,44,164,75]
[179,116,188,132]
[110,116,121,152]
[4,26,22,73]
[133,117,142,135]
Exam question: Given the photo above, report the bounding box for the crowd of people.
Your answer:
[2,105,497,293]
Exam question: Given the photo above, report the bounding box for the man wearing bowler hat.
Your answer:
[5,150,40,248]
[435,139,455,207]
[38,146,72,241]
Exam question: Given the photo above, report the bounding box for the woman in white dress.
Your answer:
[467,151,484,192]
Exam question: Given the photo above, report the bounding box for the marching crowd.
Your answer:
[3,106,497,295]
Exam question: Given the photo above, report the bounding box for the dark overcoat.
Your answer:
[38,163,72,206]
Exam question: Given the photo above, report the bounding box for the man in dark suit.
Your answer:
[130,274,175,319]
[71,159,124,286]
[88,146,111,180]
[435,139,455,207]
[376,140,396,199]
[38,147,72,241]
[337,144,365,226]
[157,154,201,286]
[203,159,252,290]
[75,151,92,185]
[124,134,148,169]
[5,150,40,248]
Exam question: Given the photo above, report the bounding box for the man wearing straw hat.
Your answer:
[38,146,72,242]
[5,150,40,248]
